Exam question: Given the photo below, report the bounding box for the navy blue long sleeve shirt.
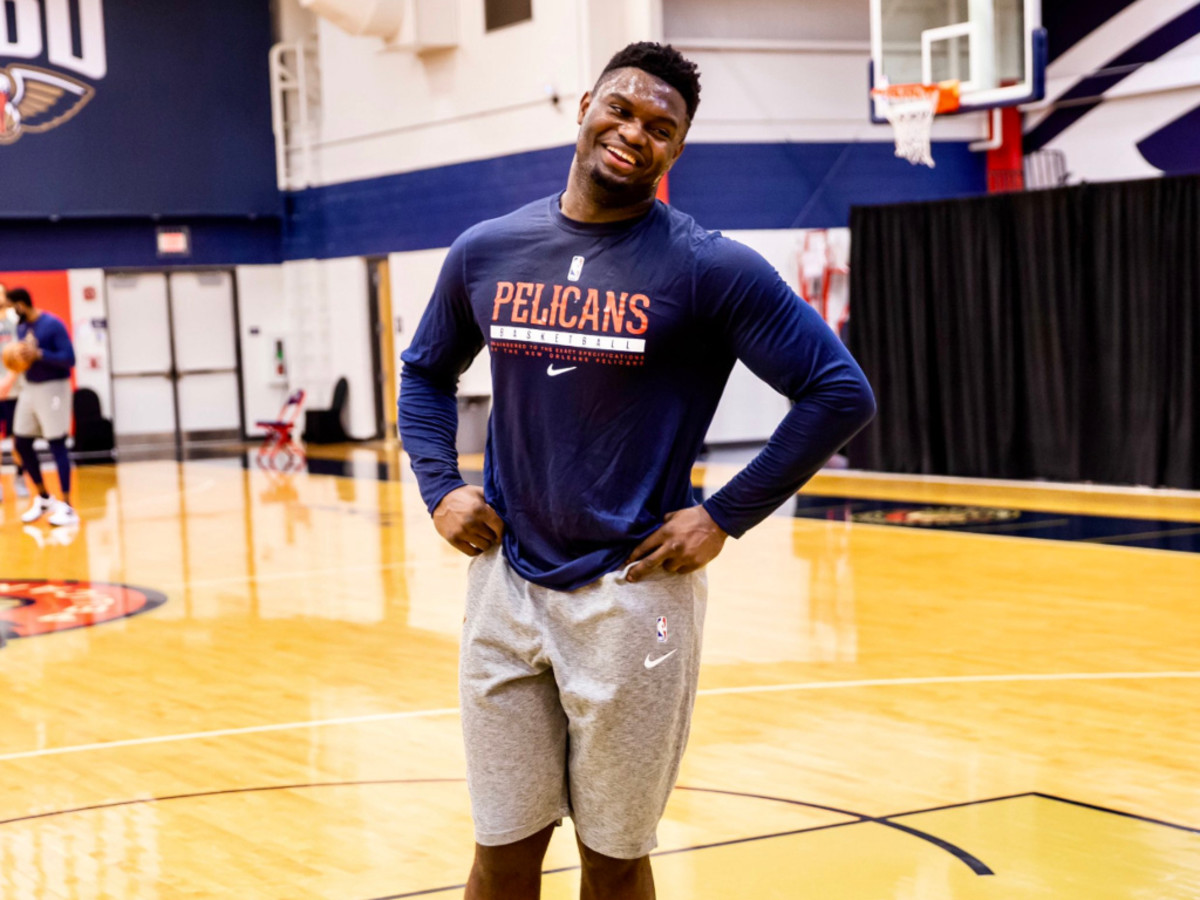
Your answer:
[399,195,875,590]
[18,312,75,383]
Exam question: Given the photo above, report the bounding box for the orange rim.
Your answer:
[872,80,961,115]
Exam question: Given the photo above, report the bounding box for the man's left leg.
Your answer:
[42,381,77,526]
[576,834,655,900]
[14,435,54,523]
[46,436,77,526]
[540,565,708,893]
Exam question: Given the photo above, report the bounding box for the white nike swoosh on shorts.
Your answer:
[644,650,678,669]
[547,364,577,376]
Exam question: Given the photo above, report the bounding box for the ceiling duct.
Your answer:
[297,0,405,39]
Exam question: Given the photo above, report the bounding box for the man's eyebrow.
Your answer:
[606,91,681,126]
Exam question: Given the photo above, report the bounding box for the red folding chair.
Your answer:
[255,390,306,471]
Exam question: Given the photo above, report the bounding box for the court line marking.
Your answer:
[0,780,998,897]
[837,517,1200,557]
[2,671,1197,764]
[816,468,1200,500]
[694,670,1200,697]
[0,708,461,763]
[1082,524,1200,544]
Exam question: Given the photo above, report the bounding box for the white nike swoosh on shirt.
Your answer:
[644,650,678,669]
[547,365,577,376]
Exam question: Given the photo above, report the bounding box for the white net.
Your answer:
[878,86,940,168]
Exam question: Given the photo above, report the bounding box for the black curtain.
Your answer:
[847,174,1200,489]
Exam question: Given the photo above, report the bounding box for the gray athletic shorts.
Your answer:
[14,379,72,440]
[461,546,707,859]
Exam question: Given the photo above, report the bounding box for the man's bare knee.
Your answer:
[577,837,656,900]
[466,823,557,899]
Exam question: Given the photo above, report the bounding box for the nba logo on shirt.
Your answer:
[568,255,585,282]
[656,616,668,642]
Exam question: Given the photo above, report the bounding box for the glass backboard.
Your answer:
[870,0,1045,120]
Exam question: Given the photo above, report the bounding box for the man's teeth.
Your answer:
[609,148,637,165]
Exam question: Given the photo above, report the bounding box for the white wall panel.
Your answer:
[290,0,983,185]
[169,272,237,371]
[112,377,175,436]
[294,0,664,186]
[67,269,113,419]
[664,0,867,43]
[236,265,292,436]
[389,247,491,397]
[323,257,377,438]
[280,257,377,440]
[177,373,241,432]
[106,274,171,375]
[677,46,983,143]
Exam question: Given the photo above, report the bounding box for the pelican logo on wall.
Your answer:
[0,0,107,145]
[0,580,166,639]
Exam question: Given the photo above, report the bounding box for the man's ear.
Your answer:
[577,91,592,126]
[669,140,686,169]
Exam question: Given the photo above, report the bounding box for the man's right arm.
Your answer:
[397,234,502,554]
[33,319,76,372]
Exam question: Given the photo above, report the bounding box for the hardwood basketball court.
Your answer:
[1,447,1198,898]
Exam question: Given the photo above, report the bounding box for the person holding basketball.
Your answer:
[5,287,78,527]
[0,284,30,502]
[399,42,874,900]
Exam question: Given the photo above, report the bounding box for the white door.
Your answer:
[169,271,241,439]
[104,270,243,448]
[106,273,176,443]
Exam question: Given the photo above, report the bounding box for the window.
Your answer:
[485,0,532,32]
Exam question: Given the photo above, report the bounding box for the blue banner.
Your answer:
[0,0,279,217]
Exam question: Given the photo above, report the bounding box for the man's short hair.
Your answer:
[597,42,701,122]
[6,288,31,307]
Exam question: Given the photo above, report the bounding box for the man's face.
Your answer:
[11,299,31,321]
[574,68,688,201]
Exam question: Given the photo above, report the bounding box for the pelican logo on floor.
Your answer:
[0,579,166,639]
[852,506,1021,527]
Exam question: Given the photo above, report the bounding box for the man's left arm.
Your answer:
[626,237,875,581]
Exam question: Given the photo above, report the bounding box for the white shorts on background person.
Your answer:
[460,545,707,860]
[14,380,71,440]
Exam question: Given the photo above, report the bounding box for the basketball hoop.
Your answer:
[872,81,960,168]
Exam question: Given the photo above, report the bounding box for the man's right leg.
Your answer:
[13,394,52,520]
[466,822,557,900]
[460,549,571,895]
[14,434,54,523]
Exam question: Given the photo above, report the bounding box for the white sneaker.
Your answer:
[48,501,79,528]
[21,496,54,523]
[15,477,29,499]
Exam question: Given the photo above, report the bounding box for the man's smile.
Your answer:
[604,144,640,169]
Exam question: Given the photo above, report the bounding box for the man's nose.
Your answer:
[618,118,647,147]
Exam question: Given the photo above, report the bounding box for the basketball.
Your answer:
[2,340,32,374]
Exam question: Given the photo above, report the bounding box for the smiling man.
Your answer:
[398,42,875,899]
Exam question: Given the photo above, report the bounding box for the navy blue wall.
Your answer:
[671,142,986,229]
[282,141,986,260]
[0,218,281,270]
[0,139,985,269]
